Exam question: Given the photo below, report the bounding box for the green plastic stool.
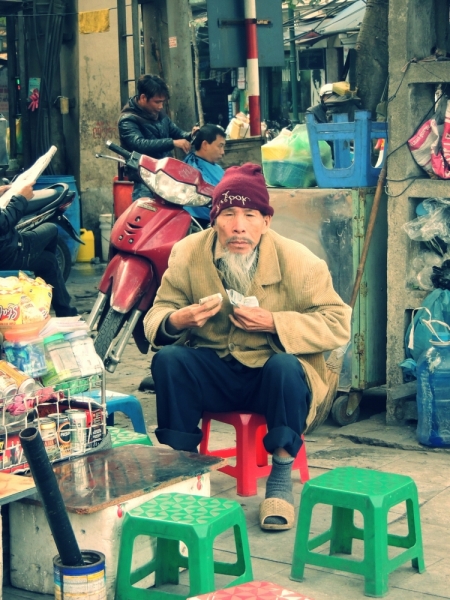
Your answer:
[291,467,425,597]
[115,493,253,600]
[108,426,153,447]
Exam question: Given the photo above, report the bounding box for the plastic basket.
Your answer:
[262,160,315,188]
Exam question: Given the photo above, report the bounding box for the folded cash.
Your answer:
[199,293,223,305]
[226,289,259,307]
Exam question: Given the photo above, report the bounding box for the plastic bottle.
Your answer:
[41,333,81,387]
[64,330,103,378]
[416,332,450,447]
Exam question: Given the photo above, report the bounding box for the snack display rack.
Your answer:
[0,370,107,473]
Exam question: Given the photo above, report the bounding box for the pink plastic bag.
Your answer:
[430,101,450,179]
[408,119,439,175]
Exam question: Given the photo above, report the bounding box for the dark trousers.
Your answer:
[6,223,74,316]
[152,346,311,456]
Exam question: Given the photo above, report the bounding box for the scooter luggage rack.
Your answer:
[0,369,107,474]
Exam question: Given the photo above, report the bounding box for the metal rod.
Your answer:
[288,3,299,125]
[117,0,130,107]
[131,0,141,79]
[6,17,17,159]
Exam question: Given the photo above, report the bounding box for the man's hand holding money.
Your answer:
[229,306,276,333]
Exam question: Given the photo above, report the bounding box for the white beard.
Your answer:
[218,248,258,295]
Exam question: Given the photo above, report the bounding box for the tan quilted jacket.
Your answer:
[143,228,352,429]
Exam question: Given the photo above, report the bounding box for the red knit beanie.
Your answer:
[210,162,274,224]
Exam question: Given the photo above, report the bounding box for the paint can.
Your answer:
[48,414,71,457]
[54,550,106,600]
[36,418,59,461]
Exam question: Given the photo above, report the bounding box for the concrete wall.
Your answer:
[386,0,450,423]
[76,0,126,239]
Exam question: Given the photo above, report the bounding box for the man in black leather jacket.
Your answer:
[0,183,77,317]
[118,74,197,201]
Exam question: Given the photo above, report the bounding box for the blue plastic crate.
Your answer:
[306,110,388,188]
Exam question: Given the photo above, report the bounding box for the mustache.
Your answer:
[225,236,253,245]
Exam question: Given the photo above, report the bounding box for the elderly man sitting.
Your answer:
[144,163,351,531]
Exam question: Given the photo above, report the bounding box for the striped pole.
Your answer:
[244,0,261,136]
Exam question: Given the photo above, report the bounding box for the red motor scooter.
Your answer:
[86,141,214,372]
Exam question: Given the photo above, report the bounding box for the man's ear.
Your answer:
[262,215,272,232]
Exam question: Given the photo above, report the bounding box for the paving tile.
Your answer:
[394,557,450,598]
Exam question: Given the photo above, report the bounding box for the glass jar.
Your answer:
[41,333,81,387]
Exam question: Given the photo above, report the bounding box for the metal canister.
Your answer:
[0,360,35,394]
[66,409,87,454]
[37,418,60,461]
[48,414,71,457]
[0,369,18,401]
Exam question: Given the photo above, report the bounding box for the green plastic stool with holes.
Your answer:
[115,493,253,600]
[290,467,425,597]
[108,426,153,447]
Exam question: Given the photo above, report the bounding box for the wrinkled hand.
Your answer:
[168,296,222,331]
[173,138,191,154]
[229,306,276,333]
[18,182,35,201]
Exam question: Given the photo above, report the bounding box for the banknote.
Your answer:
[226,289,259,307]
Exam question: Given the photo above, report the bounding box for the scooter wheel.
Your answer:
[94,307,127,363]
[56,238,72,281]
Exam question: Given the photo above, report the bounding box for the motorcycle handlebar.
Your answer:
[106,140,131,160]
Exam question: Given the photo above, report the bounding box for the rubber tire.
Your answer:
[56,238,72,281]
[94,307,127,363]
[331,394,361,426]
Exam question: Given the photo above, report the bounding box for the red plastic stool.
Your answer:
[188,579,314,600]
[200,412,310,496]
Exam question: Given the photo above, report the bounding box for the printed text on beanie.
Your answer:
[210,162,274,224]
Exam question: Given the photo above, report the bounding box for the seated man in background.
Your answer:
[183,124,226,222]
[144,163,351,531]
[0,183,77,316]
[184,124,226,186]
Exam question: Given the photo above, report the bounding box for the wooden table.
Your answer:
[10,445,225,599]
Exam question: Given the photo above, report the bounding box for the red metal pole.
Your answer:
[244,0,261,136]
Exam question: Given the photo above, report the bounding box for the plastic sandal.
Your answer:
[259,497,295,531]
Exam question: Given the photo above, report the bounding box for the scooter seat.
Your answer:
[23,188,61,214]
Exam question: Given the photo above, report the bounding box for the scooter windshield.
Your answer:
[139,167,212,207]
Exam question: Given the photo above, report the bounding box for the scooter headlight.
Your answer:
[139,167,212,207]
